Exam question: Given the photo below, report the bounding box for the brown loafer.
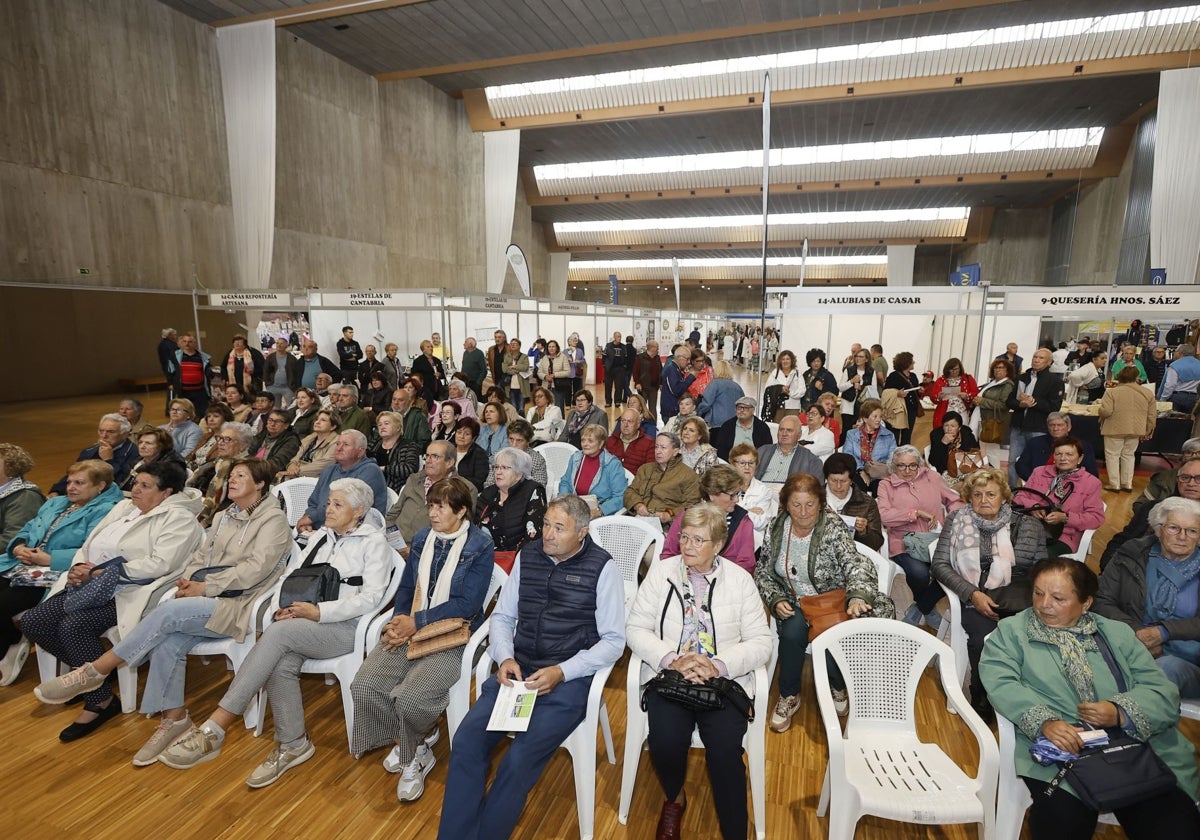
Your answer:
[656,799,685,840]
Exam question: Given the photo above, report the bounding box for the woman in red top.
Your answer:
[928,357,979,428]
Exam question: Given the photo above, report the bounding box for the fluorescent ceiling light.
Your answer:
[570,256,888,269]
[555,207,969,234]
[487,6,1200,100]
[536,128,1102,182]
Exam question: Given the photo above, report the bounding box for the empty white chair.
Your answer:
[275,477,318,528]
[539,442,579,499]
[812,618,998,840]
[589,514,665,588]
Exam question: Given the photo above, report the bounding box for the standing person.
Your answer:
[565,333,587,396]
[175,333,211,417]
[502,338,531,414]
[868,344,888,391]
[487,330,508,389]
[381,342,405,390]
[1144,345,1170,389]
[603,331,629,408]
[799,349,838,412]
[995,342,1023,374]
[1159,343,1200,414]
[660,346,697,422]
[298,340,341,391]
[928,358,979,429]
[220,335,265,394]
[1110,343,1148,384]
[763,350,805,418]
[882,352,921,446]
[356,345,386,394]
[632,339,662,422]
[158,328,179,415]
[698,360,743,428]
[1099,365,1157,492]
[262,337,301,409]
[460,337,488,399]
[838,348,878,436]
[976,358,1016,469]
[429,332,450,361]
[538,340,572,411]
[336,326,363,383]
[411,340,448,407]
[1006,348,1064,488]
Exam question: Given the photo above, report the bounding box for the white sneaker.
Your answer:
[133,714,194,767]
[396,745,437,802]
[158,724,224,769]
[832,689,849,717]
[383,729,440,773]
[246,738,316,789]
[769,694,801,733]
[0,639,29,687]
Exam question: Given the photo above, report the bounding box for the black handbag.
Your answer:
[277,534,362,609]
[63,557,156,613]
[641,668,755,722]
[1043,633,1178,812]
[190,565,243,597]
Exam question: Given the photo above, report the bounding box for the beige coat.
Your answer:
[180,498,293,641]
[623,454,701,517]
[1098,382,1156,438]
[285,432,337,478]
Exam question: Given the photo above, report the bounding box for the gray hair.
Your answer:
[1180,343,1197,356]
[1148,496,1200,529]
[328,477,374,514]
[448,380,466,397]
[1183,437,1200,455]
[161,328,176,339]
[222,422,256,452]
[548,494,592,530]
[887,444,924,471]
[494,446,532,479]
[100,413,132,435]
[340,429,368,450]
[1046,411,1071,427]
[657,431,682,450]
[427,439,457,467]
[120,397,144,413]
[339,383,359,400]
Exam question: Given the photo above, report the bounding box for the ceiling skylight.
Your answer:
[555,207,969,234]
[569,256,888,269]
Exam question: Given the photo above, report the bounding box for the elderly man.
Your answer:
[1140,438,1200,509]
[660,346,697,422]
[296,430,387,533]
[753,415,824,489]
[315,373,336,409]
[1144,345,1170,389]
[299,340,341,390]
[381,342,405,390]
[1160,343,1200,413]
[488,330,509,388]
[175,332,212,416]
[461,337,488,398]
[383,440,475,556]
[1100,456,1200,571]
[1013,410,1100,481]
[429,331,450,360]
[331,383,373,436]
[995,342,1023,374]
[335,326,362,383]
[438,495,625,840]
[1110,343,1148,384]
[118,398,154,436]
[602,331,630,407]
[606,408,656,473]
[390,384,433,451]
[49,414,139,495]
[356,344,386,393]
[712,396,772,461]
[188,421,255,526]
[1005,347,1063,487]
[623,432,701,524]
[632,339,663,422]
[262,337,301,408]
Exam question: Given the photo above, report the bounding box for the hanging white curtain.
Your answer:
[1151,67,1200,286]
[485,130,521,293]
[216,21,276,290]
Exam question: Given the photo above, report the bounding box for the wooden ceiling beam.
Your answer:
[463,52,1196,132]
[213,0,435,28]
[550,235,981,254]
[373,0,1022,82]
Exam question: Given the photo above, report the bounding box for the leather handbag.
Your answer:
[798,588,850,642]
[980,416,1005,444]
[278,535,362,609]
[641,669,755,721]
[406,617,470,660]
[63,557,156,613]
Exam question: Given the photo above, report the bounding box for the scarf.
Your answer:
[566,405,592,436]
[1144,545,1200,627]
[859,425,878,465]
[226,349,254,384]
[1047,467,1081,505]
[1026,610,1100,702]
[415,519,470,612]
[947,504,1016,590]
[0,478,40,503]
[678,556,719,657]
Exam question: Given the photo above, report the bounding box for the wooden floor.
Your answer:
[1,379,1197,840]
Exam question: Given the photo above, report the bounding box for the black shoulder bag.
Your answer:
[641,668,755,722]
[1043,632,1178,812]
[278,534,363,609]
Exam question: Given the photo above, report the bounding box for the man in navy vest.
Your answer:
[437,495,626,840]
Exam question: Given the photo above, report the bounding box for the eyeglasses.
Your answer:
[732,459,757,467]
[215,435,237,443]
[677,534,711,547]
[1177,474,1200,484]
[1163,524,1200,539]
[894,462,920,471]
[169,407,187,413]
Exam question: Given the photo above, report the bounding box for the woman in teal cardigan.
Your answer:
[980,556,1200,840]
[557,424,629,516]
[1,460,122,681]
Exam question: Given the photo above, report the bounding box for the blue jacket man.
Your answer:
[297,430,388,532]
[660,347,697,422]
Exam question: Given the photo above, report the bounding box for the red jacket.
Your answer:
[606,430,655,473]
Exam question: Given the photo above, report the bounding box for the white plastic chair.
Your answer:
[589,514,665,588]
[812,618,999,840]
[766,421,779,443]
[1183,700,1200,721]
[275,477,318,528]
[539,442,579,500]
[255,542,404,750]
[618,655,769,839]
[1061,502,1106,564]
[36,626,140,714]
[386,486,399,510]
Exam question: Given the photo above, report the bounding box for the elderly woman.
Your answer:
[727,444,777,549]
[980,559,1200,839]
[186,402,234,469]
[661,393,700,439]
[838,348,878,433]
[19,462,203,737]
[477,448,547,570]
[927,410,981,481]
[1099,365,1157,493]
[822,453,884,552]
[878,445,963,629]
[0,444,44,557]
[411,339,447,407]
[477,403,508,461]
[452,418,490,492]
[369,411,420,494]
[1096,496,1200,699]
[801,404,837,462]
[928,357,978,429]
[628,502,773,840]
[161,398,203,457]
[485,419,548,490]
[122,427,186,492]
[565,333,587,395]
[220,335,264,394]
[558,424,628,517]
[662,465,757,573]
[431,400,463,442]
[882,352,922,446]
[757,473,896,732]
[841,399,897,490]
[976,358,1016,466]
[685,348,713,400]
[255,410,302,474]
[361,369,394,416]
[352,477,494,802]
[698,360,744,428]
[223,384,252,424]
[34,458,292,769]
[537,339,572,410]
[151,477,393,786]
[526,386,564,445]
[800,349,838,411]
[0,461,121,686]
[558,389,608,447]
[277,408,341,483]
[625,433,702,525]
[289,387,320,439]
[678,416,720,475]
[931,468,1046,716]
[189,421,256,527]
[444,379,478,420]
[1022,436,1106,557]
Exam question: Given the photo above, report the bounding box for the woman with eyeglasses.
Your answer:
[661,465,757,573]
[726,444,776,549]
[475,447,546,572]
[161,398,203,457]
[185,403,235,470]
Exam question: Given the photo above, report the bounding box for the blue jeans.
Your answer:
[776,611,844,697]
[509,387,524,414]
[111,597,226,715]
[893,552,944,615]
[1008,429,1045,487]
[438,673,590,840]
[1157,654,1200,700]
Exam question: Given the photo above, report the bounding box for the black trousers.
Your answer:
[22,592,117,707]
[0,578,46,647]
[960,605,1002,703]
[605,366,630,405]
[643,689,749,840]
[1022,777,1200,840]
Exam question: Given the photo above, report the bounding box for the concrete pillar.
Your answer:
[484,130,521,293]
[1151,67,1200,285]
[549,253,570,300]
[887,245,916,286]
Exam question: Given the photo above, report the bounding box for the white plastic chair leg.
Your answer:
[817,768,830,816]
[598,700,615,764]
[617,712,648,824]
[748,715,766,840]
[35,645,59,683]
[566,723,598,840]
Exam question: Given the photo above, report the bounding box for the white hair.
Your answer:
[100,413,132,435]
[340,429,368,449]
[494,446,532,479]
[329,477,374,513]
[1148,496,1200,529]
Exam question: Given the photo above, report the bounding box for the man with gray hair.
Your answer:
[461,336,488,398]
[333,382,373,436]
[1100,454,1200,571]
[1159,343,1200,413]
[385,440,476,555]
[1014,410,1099,481]
[1137,436,1200,509]
[297,429,387,533]
[438,494,625,839]
[49,413,138,495]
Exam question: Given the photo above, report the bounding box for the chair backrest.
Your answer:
[922,444,931,461]
[483,564,507,613]
[539,442,579,498]
[275,477,318,527]
[623,468,635,486]
[386,486,399,510]
[853,543,901,599]
[1065,501,1105,563]
[589,514,665,588]
[766,422,779,443]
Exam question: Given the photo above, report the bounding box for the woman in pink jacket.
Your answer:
[661,466,757,574]
[1021,436,1106,556]
[877,445,964,627]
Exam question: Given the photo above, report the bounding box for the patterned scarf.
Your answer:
[1047,467,1081,506]
[678,557,719,657]
[859,425,878,466]
[947,504,1016,590]
[225,349,254,384]
[1026,610,1100,702]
